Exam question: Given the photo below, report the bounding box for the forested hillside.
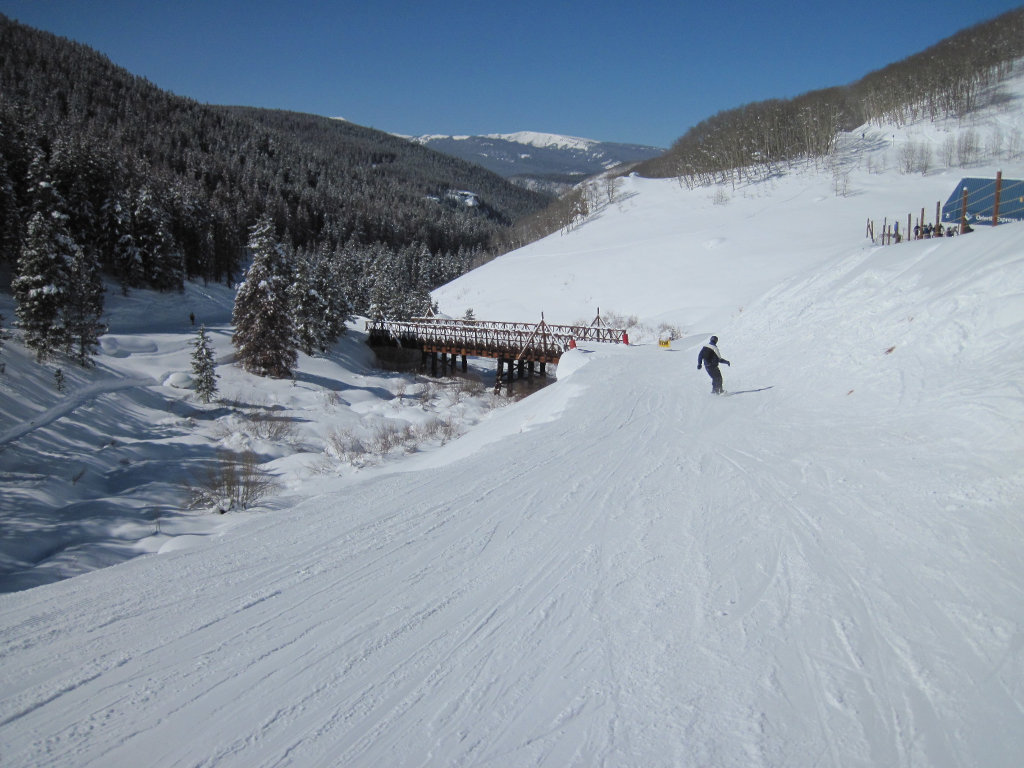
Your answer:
[0,14,549,303]
[636,8,1024,183]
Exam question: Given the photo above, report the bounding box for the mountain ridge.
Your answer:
[411,131,665,194]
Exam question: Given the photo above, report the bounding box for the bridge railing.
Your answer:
[366,313,627,362]
[408,315,625,339]
[409,315,628,344]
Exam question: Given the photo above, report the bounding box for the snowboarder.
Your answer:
[697,335,730,395]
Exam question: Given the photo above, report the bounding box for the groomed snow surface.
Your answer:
[3,90,1024,765]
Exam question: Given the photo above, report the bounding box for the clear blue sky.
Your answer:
[2,1,1020,148]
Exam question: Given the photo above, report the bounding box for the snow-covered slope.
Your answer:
[2,77,1024,766]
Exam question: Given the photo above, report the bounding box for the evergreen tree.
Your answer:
[49,137,104,261]
[132,185,182,291]
[0,150,21,267]
[320,246,352,342]
[100,190,140,293]
[12,154,83,361]
[336,242,368,314]
[288,244,352,355]
[232,215,297,378]
[169,182,214,282]
[365,243,403,320]
[191,325,219,403]
[407,248,434,319]
[405,281,433,320]
[13,208,74,360]
[61,244,106,366]
[288,247,330,356]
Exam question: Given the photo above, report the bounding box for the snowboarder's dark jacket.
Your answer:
[697,344,729,370]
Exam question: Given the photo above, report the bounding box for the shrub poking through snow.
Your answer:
[188,449,278,513]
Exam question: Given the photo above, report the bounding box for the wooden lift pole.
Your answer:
[993,170,1002,227]
[960,186,969,234]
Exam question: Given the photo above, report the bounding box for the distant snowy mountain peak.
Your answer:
[481,131,600,152]
[412,131,665,194]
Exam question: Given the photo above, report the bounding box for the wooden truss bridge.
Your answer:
[366,311,628,389]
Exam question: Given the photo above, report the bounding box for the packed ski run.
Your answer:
[3,76,1024,766]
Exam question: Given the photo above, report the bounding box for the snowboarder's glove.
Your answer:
[723,360,731,366]
[697,363,702,370]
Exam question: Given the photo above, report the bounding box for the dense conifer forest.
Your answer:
[0,13,550,319]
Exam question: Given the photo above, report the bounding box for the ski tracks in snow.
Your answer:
[683,365,1023,767]
[2,343,1023,767]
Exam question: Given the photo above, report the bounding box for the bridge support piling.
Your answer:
[495,358,505,393]
[461,354,468,372]
[430,352,438,377]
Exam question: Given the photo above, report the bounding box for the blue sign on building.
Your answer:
[941,178,1024,225]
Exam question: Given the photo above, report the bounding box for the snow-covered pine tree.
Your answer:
[191,325,219,403]
[49,137,103,260]
[336,241,369,314]
[365,243,400,320]
[12,156,75,361]
[61,244,106,366]
[288,247,331,355]
[132,185,182,291]
[101,189,141,293]
[0,150,21,267]
[232,215,297,378]
[406,278,433,320]
[168,181,215,283]
[317,245,352,344]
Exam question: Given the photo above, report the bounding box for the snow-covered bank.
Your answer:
[0,279,514,593]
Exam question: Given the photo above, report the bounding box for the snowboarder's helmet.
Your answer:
[710,336,718,344]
